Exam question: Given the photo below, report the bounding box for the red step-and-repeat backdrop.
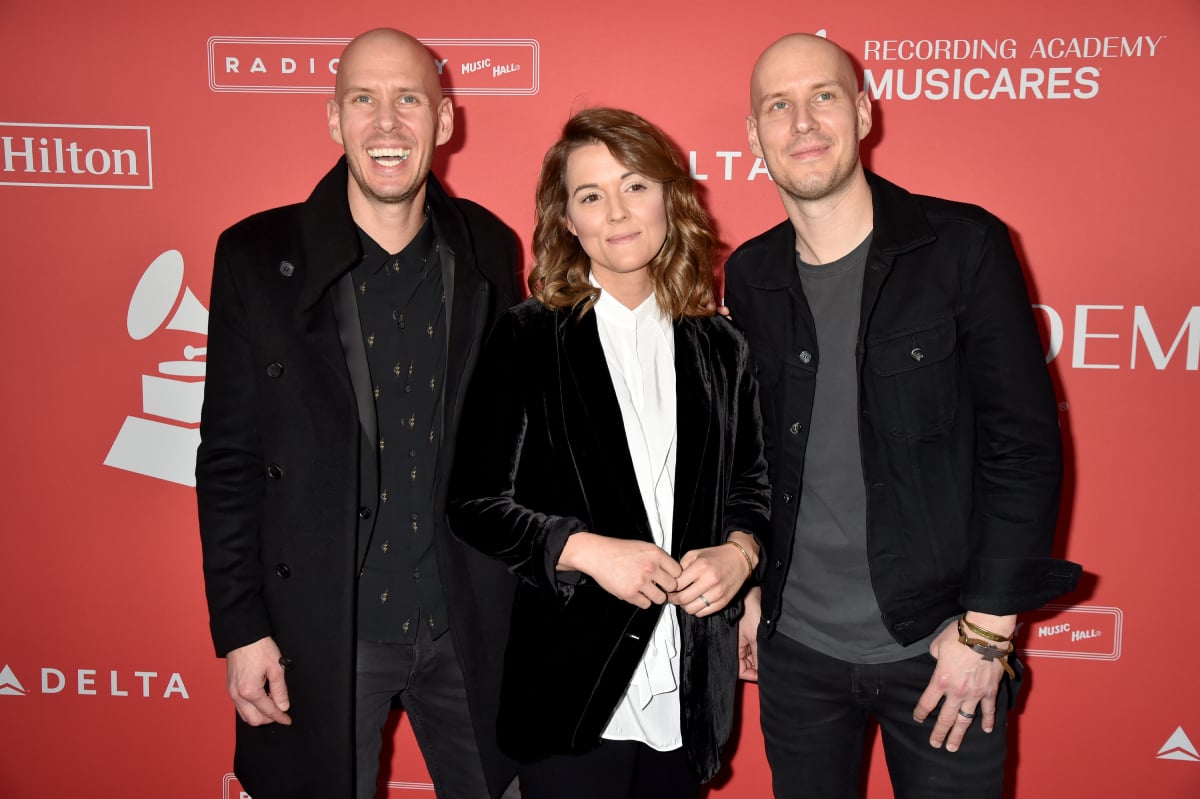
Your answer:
[2,1,1197,796]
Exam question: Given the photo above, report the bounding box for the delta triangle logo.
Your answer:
[1157,727,1200,762]
[0,664,27,696]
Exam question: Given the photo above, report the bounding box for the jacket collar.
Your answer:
[864,170,936,258]
[297,158,358,311]
[737,170,936,289]
[297,157,474,310]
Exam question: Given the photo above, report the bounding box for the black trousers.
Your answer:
[758,631,1011,799]
[356,628,499,799]
[519,739,700,799]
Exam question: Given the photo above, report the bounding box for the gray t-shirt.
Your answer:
[777,234,937,662]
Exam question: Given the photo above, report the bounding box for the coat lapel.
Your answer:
[558,309,654,543]
[672,319,714,557]
[440,242,489,440]
[426,175,494,489]
[296,158,377,450]
[329,273,377,447]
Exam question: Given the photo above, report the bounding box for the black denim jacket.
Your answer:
[726,171,1081,646]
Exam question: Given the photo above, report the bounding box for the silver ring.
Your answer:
[700,594,711,608]
[957,709,977,720]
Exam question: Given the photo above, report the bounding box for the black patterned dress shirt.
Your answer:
[352,216,448,643]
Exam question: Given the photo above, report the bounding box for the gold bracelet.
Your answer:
[725,539,755,576]
[961,614,1014,643]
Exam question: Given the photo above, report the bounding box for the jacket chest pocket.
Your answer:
[865,318,959,440]
[752,351,784,443]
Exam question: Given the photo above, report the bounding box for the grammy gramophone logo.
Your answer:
[104,250,207,486]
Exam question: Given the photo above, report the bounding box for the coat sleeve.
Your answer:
[448,309,587,597]
[195,233,273,657]
[958,215,1079,612]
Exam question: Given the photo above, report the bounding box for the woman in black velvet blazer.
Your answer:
[449,108,770,798]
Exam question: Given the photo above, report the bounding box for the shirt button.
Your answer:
[910,347,925,362]
[798,350,813,364]
[409,449,417,457]
[266,362,283,378]
[774,560,783,569]
[278,260,295,277]
[789,422,801,435]
[358,507,371,520]
[782,492,793,504]
[266,464,283,479]
[275,563,291,579]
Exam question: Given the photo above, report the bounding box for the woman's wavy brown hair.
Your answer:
[528,107,717,319]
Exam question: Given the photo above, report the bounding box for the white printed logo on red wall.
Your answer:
[207,37,540,95]
[0,663,189,699]
[1157,728,1200,763]
[859,33,1167,101]
[1035,304,1199,371]
[0,664,28,696]
[104,250,207,487]
[0,123,152,189]
[1016,604,1122,661]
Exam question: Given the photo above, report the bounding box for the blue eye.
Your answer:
[771,100,788,111]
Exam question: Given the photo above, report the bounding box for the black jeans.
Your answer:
[519,739,699,799]
[356,628,496,799]
[758,631,1011,799]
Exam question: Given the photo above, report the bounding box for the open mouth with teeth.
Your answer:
[368,147,411,167]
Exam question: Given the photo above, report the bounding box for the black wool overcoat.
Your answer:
[197,158,521,799]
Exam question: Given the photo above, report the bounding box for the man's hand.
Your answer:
[226,636,292,726]
[737,586,762,681]
[559,532,682,608]
[913,613,1015,752]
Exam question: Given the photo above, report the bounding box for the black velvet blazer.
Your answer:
[448,298,770,782]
